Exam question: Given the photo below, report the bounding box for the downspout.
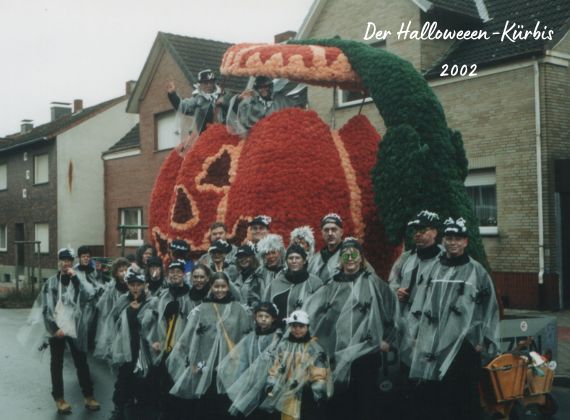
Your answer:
[534,61,545,287]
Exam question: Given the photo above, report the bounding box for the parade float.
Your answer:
[148,39,488,280]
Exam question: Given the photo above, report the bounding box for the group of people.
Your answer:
[24,210,500,420]
[166,68,305,147]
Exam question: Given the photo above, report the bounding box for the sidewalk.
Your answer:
[505,308,570,385]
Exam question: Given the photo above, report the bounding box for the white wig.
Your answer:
[257,234,285,256]
[289,226,315,257]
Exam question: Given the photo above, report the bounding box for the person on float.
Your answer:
[146,255,167,297]
[246,234,285,307]
[167,69,231,134]
[218,301,283,419]
[106,268,157,420]
[304,238,398,420]
[407,217,500,420]
[167,272,252,420]
[307,214,344,283]
[199,222,238,266]
[143,260,193,420]
[289,225,316,262]
[233,243,260,305]
[260,310,332,420]
[93,257,130,360]
[38,248,100,413]
[263,244,323,329]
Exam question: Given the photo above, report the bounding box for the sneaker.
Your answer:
[55,398,72,413]
[84,396,101,411]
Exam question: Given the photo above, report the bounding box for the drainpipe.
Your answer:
[534,61,545,288]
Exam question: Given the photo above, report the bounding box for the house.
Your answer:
[0,90,139,283]
[296,0,570,309]
[103,32,247,259]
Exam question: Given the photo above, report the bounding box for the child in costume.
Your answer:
[261,310,332,420]
[218,302,283,419]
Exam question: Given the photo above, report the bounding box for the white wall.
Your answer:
[56,99,138,251]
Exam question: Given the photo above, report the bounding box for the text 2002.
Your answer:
[440,64,477,77]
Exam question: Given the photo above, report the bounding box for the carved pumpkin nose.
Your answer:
[171,185,199,230]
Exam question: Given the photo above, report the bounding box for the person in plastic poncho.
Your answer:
[167,272,252,420]
[106,268,157,420]
[290,226,316,263]
[264,244,323,329]
[41,248,100,414]
[248,215,272,256]
[247,234,286,308]
[307,214,344,284]
[167,69,231,134]
[199,222,239,266]
[207,239,239,282]
[233,244,260,306]
[304,238,398,420]
[408,218,500,420]
[217,301,283,419]
[261,310,332,420]
[143,259,194,420]
[93,257,130,361]
[75,245,103,351]
[146,255,167,297]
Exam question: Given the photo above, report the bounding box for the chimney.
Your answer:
[125,80,137,96]
[73,99,83,113]
[274,31,297,44]
[20,119,34,134]
[50,102,72,121]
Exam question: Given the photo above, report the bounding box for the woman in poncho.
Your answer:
[167,272,252,420]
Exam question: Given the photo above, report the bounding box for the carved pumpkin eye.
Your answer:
[200,150,231,188]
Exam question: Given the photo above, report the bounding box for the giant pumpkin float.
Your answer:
[149,39,487,279]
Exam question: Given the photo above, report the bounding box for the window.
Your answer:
[337,41,385,107]
[465,169,497,235]
[0,224,6,251]
[120,208,143,246]
[156,111,181,151]
[34,154,49,184]
[34,223,49,253]
[0,163,6,190]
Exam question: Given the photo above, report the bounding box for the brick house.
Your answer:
[0,93,138,284]
[296,0,570,309]
[103,32,246,259]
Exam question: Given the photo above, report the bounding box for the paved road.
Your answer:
[1,308,568,420]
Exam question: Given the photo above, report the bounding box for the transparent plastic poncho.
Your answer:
[408,257,500,381]
[244,266,281,308]
[259,337,333,420]
[18,274,96,356]
[93,280,127,360]
[263,271,323,321]
[167,300,253,399]
[217,329,282,416]
[303,270,399,388]
[307,249,341,284]
[142,287,196,366]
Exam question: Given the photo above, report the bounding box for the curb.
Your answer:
[554,375,570,388]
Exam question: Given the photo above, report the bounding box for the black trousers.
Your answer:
[326,352,381,420]
[49,336,93,400]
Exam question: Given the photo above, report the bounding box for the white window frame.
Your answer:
[34,154,49,185]
[0,163,6,190]
[119,208,143,246]
[336,41,385,108]
[0,224,7,251]
[156,111,181,151]
[34,223,49,253]
[465,169,498,235]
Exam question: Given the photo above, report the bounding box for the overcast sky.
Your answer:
[0,0,313,136]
